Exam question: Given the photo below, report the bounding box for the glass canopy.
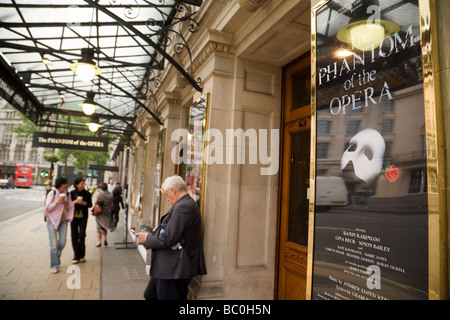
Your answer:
[0,0,202,138]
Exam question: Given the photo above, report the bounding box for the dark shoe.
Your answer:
[104,240,108,246]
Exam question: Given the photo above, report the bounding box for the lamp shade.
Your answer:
[70,48,101,82]
[88,122,101,132]
[337,19,399,51]
[80,92,97,115]
[87,115,101,133]
[337,0,399,52]
[75,63,97,82]
[82,102,97,116]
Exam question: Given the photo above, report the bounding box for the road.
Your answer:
[0,186,47,223]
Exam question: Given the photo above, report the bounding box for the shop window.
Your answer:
[316,143,329,159]
[382,101,394,113]
[421,134,426,158]
[0,148,9,161]
[408,168,427,194]
[153,129,165,223]
[288,131,310,246]
[292,66,311,110]
[14,148,25,162]
[381,119,394,133]
[29,149,37,163]
[317,121,331,135]
[177,94,210,215]
[346,120,360,134]
[3,125,13,145]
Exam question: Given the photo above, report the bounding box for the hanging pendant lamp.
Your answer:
[87,115,102,133]
[70,48,101,82]
[337,0,399,52]
[80,92,98,116]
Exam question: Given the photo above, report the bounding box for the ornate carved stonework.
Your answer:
[237,0,267,12]
[192,41,235,75]
[165,98,181,105]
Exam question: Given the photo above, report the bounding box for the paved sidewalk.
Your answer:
[0,207,148,300]
[101,212,149,300]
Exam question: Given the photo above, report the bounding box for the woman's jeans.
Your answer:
[46,219,68,269]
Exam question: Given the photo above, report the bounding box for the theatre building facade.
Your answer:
[113,0,450,300]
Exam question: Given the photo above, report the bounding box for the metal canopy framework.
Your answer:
[0,0,203,141]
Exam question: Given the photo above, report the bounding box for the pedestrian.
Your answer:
[136,175,207,300]
[44,177,74,274]
[70,177,92,264]
[93,182,114,247]
[108,180,115,194]
[111,183,124,228]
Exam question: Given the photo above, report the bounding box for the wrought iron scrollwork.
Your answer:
[143,0,202,87]
[109,0,140,19]
[139,68,161,114]
[167,2,201,84]
[108,0,203,119]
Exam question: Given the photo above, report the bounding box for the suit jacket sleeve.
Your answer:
[144,200,191,250]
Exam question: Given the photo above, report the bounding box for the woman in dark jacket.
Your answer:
[70,177,92,264]
[112,183,124,228]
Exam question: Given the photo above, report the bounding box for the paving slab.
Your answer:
[0,206,149,300]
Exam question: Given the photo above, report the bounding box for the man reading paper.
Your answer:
[136,175,207,300]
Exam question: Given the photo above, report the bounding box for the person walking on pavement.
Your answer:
[44,177,74,274]
[93,182,114,247]
[111,183,124,228]
[107,180,115,193]
[136,175,207,300]
[70,177,92,264]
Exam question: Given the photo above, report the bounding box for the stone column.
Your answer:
[188,29,237,299]
[188,27,282,299]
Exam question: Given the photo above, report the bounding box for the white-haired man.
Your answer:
[136,175,207,300]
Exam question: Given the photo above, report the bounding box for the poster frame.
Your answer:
[307,0,446,300]
[176,93,210,221]
[153,128,166,224]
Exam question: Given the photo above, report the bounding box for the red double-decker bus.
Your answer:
[15,165,34,188]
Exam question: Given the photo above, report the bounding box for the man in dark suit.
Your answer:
[136,175,207,300]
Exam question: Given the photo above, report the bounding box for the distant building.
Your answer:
[0,98,50,184]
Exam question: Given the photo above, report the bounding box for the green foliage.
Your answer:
[71,150,110,174]
[8,109,42,138]
[43,153,59,162]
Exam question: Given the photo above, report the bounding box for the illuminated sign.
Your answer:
[312,0,428,300]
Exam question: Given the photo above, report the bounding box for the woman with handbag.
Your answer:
[44,177,74,274]
[93,182,114,247]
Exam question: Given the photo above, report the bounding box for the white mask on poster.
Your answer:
[341,128,386,184]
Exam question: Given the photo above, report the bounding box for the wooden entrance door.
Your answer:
[277,54,311,300]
